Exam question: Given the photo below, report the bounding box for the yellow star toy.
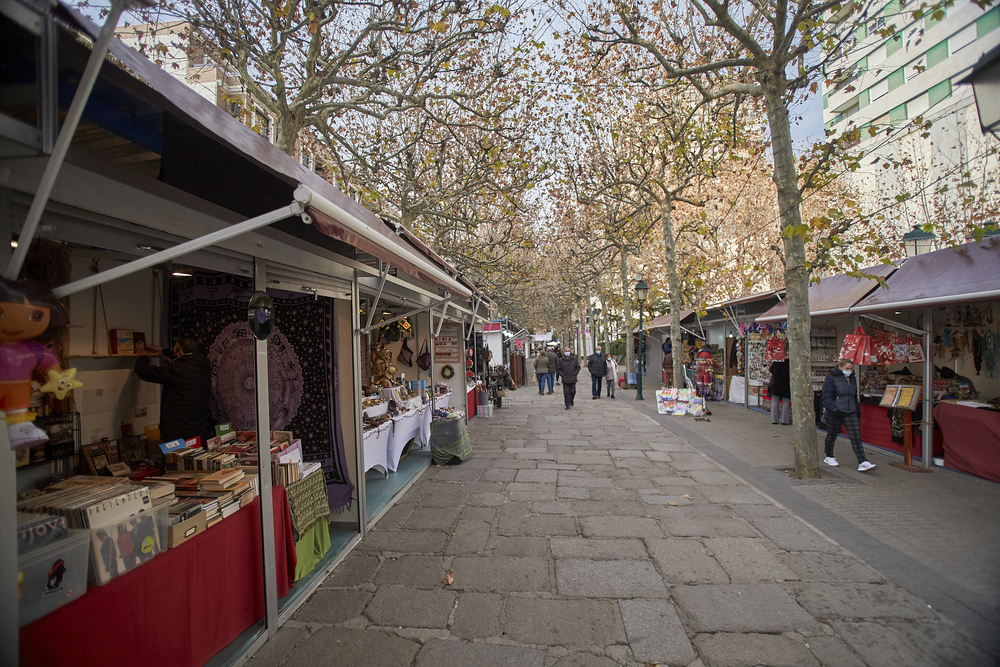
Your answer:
[40,368,83,400]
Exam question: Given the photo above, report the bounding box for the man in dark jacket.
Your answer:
[821,360,876,472]
[135,336,212,443]
[546,346,559,391]
[587,347,608,399]
[556,347,581,410]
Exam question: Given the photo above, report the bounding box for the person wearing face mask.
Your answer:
[556,347,581,410]
[821,359,876,472]
[587,346,608,399]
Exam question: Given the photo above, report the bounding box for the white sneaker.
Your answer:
[823,456,839,467]
[8,421,49,449]
[858,461,876,472]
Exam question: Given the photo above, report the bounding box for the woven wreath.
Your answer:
[440,364,455,379]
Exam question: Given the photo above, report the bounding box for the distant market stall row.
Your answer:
[1,2,509,665]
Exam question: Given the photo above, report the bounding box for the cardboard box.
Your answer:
[168,512,207,549]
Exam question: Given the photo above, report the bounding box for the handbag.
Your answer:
[874,334,895,365]
[839,325,872,365]
[399,317,414,340]
[893,336,909,364]
[397,338,413,367]
[417,340,431,372]
[766,337,786,362]
[907,337,925,363]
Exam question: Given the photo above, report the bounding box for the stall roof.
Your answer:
[851,240,1000,313]
[647,310,695,331]
[722,290,785,308]
[55,2,470,296]
[756,263,897,323]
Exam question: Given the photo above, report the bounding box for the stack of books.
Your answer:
[166,448,240,471]
[136,479,177,508]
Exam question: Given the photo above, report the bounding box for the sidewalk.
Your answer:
[249,389,999,667]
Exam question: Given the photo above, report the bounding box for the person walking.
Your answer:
[587,346,608,399]
[768,359,791,425]
[821,360,876,472]
[546,346,559,392]
[605,353,618,398]
[534,350,551,396]
[556,347,581,410]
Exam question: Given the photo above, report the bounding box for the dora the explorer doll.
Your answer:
[0,278,81,449]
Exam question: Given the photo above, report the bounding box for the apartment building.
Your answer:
[822,0,1000,241]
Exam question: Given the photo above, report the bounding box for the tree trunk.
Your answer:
[763,83,820,479]
[661,203,685,388]
[621,248,634,378]
[602,298,609,351]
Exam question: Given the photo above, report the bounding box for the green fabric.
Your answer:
[927,41,949,69]
[430,418,473,465]
[285,471,331,542]
[294,520,332,581]
[978,7,999,38]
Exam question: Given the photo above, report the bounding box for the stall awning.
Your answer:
[722,290,784,308]
[56,2,469,298]
[756,263,897,323]
[851,240,1000,313]
[646,310,695,332]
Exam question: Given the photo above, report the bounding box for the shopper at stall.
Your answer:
[135,336,212,443]
[605,352,618,398]
[662,338,674,387]
[822,360,876,472]
[534,350,551,396]
[546,345,559,391]
[588,347,608,399]
[768,359,791,425]
[556,347,581,410]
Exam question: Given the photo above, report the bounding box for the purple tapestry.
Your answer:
[167,272,354,513]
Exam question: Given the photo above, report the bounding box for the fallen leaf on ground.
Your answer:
[607,475,613,478]
[645,662,659,667]
[682,494,692,499]
[614,457,623,460]
[667,501,678,506]
[442,569,455,586]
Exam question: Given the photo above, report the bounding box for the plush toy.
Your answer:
[0,278,80,449]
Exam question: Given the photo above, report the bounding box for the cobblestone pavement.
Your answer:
[250,390,999,667]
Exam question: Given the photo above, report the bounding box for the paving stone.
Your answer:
[366,586,456,628]
[358,530,450,554]
[693,632,820,667]
[666,459,720,471]
[248,626,307,666]
[412,483,471,507]
[688,470,741,485]
[644,451,674,462]
[646,538,729,585]
[581,515,664,539]
[555,559,668,598]
[516,451,558,460]
[550,537,649,560]
[467,492,508,507]
[516,469,560,483]
[795,581,936,620]
[415,639,544,667]
[401,507,461,532]
[505,599,627,648]
[610,449,646,458]
[375,555,452,588]
[805,635,868,667]
[322,552,379,587]
[374,503,415,529]
[295,588,372,623]
[557,454,612,466]
[775,552,884,583]
[451,556,552,592]
[459,506,498,523]
[639,493,694,506]
[481,468,518,482]
[672,584,819,633]
[430,466,483,481]
[650,475,699,487]
[830,621,933,667]
[660,516,758,538]
[444,521,491,556]
[588,487,641,501]
[491,459,540,469]
[450,592,502,639]
[488,535,550,556]
[619,599,696,666]
[531,500,574,514]
[648,441,693,452]
[705,538,798,583]
[550,654,621,667]
[697,485,770,505]
[748,517,842,553]
[886,619,998,667]
[557,474,615,488]
[497,514,578,536]
[283,627,419,667]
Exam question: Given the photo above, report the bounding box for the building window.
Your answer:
[978,7,1000,38]
[870,78,890,101]
[254,108,271,142]
[905,55,925,81]
[928,79,952,107]
[949,24,977,55]
[890,103,908,124]
[926,40,949,69]
[301,153,312,169]
[868,44,887,70]
[908,92,929,118]
[228,101,241,119]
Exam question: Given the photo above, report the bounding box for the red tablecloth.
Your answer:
[935,402,1000,483]
[855,403,943,457]
[21,486,296,667]
[467,388,477,418]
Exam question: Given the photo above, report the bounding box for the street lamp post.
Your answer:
[956,44,1000,142]
[635,277,649,401]
[592,307,601,350]
[901,225,936,257]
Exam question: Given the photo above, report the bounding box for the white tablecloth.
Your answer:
[388,411,422,472]
[419,405,431,447]
[363,422,391,475]
[436,392,452,409]
[363,403,388,419]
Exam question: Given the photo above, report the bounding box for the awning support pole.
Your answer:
[360,295,456,335]
[364,261,390,331]
[51,202,302,298]
[5,0,129,280]
[922,308,934,469]
[435,302,450,337]
[464,296,482,339]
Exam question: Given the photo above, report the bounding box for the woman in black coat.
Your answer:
[821,360,876,472]
[768,360,791,425]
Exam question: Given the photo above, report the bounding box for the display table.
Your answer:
[363,422,391,475]
[388,410,422,471]
[935,401,1000,483]
[436,391,452,409]
[855,400,943,457]
[21,487,296,667]
[419,405,432,447]
[430,418,473,465]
